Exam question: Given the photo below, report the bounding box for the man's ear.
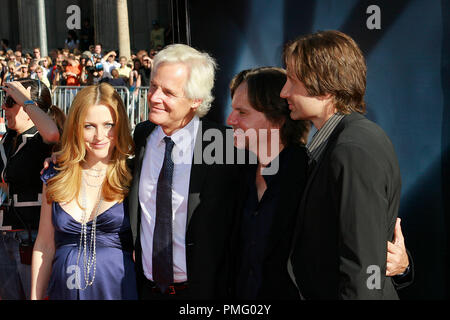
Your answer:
[191,99,202,111]
[317,93,333,101]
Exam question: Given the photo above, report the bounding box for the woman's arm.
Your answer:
[135,72,141,90]
[80,67,87,85]
[31,183,55,300]
[53,70,60,88]
[3,81,60,144]
[129,70,134,87]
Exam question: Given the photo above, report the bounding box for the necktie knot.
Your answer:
[163,136,175,155]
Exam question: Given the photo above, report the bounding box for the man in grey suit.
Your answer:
[281,30,412,299]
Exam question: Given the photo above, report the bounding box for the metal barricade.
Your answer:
[0,85,148,132]
[128,87,149,129]
[0,87,5,120]
[0,87,5,137]
[52,86,83,114]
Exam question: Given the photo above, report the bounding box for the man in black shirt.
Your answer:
[138,56,152,87]
[226,67,310,299]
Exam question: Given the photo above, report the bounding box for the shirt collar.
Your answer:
[307,113,345,154]
[16,126,38,138]
[155,116,199,153]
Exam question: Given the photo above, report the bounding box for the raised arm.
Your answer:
[3,81,60,144]
[101,51,116,62]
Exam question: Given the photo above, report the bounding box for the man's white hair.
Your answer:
[152,44,217,117]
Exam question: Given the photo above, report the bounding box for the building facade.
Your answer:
[0,0,176,54]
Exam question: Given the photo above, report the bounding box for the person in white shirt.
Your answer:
[101,51,120,79]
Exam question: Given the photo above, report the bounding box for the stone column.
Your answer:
[37,0,48,56]
[117,0,131,58]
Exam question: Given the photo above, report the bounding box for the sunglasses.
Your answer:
[3,96,16,109]
[3,80,42,109]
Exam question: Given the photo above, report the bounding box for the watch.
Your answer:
[23,100,35,106]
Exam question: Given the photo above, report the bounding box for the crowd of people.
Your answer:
[0,31,414,301]
[0,39,160,92]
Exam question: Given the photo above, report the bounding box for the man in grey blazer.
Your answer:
[281,30,412,299]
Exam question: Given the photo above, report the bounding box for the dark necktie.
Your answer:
[153,136,175,293]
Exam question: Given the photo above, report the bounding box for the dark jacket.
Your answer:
[289,113,403,299]
[128,118,241,299]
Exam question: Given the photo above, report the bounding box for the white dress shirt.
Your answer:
[139,116,200,283]
[101,59,120,79]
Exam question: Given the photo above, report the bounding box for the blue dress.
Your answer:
[41,166,138,300]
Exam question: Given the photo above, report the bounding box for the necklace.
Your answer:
[85,167,105,172]
[82,171,106,187]
[83,171,106,178]
[75,176,104,289]
[82,167,107,178]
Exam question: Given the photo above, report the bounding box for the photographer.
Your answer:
[52,60,67,87]
[62,55,81,86]
[49,54,64,86]
[82,61,104,85]
[80,58,93,85]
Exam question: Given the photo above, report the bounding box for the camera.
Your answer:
[86,66,96,74]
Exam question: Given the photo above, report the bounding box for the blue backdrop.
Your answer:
[190,0,450,299]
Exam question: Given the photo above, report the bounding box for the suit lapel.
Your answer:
[129,121,156,244]
[133,122,157,193]
[186,119,208,230]
[294,113,364,240]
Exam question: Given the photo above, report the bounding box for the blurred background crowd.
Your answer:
[0,19,171,92]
